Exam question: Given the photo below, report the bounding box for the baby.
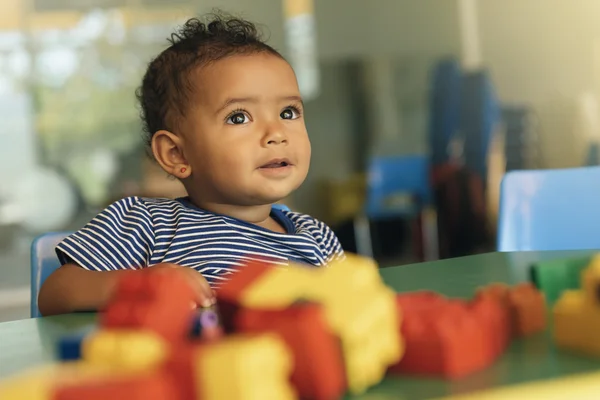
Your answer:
[38,13,345,316]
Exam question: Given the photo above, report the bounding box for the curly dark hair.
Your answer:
[136,12,283,151]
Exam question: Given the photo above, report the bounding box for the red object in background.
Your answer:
[101,267,197,342]
[235,303,346,400]
[52,371,176,400]
[389,291,507,378]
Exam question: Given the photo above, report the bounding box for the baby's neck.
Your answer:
[188,198,274,225]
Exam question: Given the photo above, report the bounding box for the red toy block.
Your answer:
[476,283,546,338]
[52,371,176,400]
[234,303,346,400]
[216,259,276,303]
[101,268,197,342]
[216,259,277,332]
[470,294,511,357]
[163,344,202,400]
[390,292,498,379]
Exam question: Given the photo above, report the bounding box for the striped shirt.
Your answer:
[56,196,345,288]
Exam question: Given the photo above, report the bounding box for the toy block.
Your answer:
[303,256,402,394]
[468,295,511,357]
[197,333,297,400]
[162,344,201,400]
[57,330,93,361]
[52,371,176,400]
[81,329,167,372]
[235,303,346,400]
[529,256,590,305]
[508,283,546,336]
[390,291,497,379]
[0,362,138,400]
[477,283,546,338]
[553,258,600,357]
[219,260,313,310]
[101,269,197,342]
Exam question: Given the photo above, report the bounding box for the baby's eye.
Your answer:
[280,107,300,120]
[226,112,249,125]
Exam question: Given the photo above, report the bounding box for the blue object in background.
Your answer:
[497,166,600,251]
[461,70,500,181]
[428,58,462,166]
[30,231,71,318]
[364,155,432,219]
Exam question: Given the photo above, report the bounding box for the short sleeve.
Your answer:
[319,221,346,263]
[56,196,155,271]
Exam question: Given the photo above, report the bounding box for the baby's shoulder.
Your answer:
[282,210,332,232]
[107,196,190,219]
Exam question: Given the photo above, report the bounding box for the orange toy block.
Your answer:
[390,292,499,379]
[476,283,546,337]
[52,371,176,400]
[235,303,346,400]
[101,267,198,342]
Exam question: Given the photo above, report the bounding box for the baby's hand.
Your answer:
[147,263,216,307]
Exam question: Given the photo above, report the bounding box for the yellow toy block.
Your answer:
[241,265,313,308]
[434,370,600,399]
[82,329,167,371]
[0,362,140,400]
[220,253,402,394]
[553,255,600,357]
[306,255,402,394]
[196,333,297,400]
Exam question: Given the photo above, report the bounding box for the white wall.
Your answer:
[479,0,600,168]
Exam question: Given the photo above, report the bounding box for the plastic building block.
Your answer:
[197,333,297,400]
[217,254,402,395]
[390,291,502,379]
[101,268,197,342]
[476,283,546,337]
[553,256,600,357]
[0,362,137,400]
[52,371,176,400]
[529,256,590,305]
[81,330,167,371]
[235,303,346,400]
[468,295,511,358]
[218,259,313,310]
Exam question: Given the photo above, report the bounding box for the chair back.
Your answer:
[365,155,431,219]
[30,231,71,317]
[497,167,600,251]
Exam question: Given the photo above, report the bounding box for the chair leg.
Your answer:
[353,214,374,258]
[421,207,439,261]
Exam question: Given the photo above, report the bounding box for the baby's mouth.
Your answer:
[259,159,292,169]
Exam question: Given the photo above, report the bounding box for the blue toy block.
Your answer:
[57,329,93,361]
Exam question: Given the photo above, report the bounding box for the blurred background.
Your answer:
[2,0,600,320]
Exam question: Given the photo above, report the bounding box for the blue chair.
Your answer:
[497,166,600,251]
[354,155,438,260]
[30,231,72,317]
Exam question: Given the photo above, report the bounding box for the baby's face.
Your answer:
[180,53,311,206]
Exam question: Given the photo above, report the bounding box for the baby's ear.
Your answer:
[151,130,191,179]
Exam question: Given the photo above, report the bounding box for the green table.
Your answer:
[2,250,600,399]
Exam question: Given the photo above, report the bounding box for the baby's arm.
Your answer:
[39,262,215,316]
[38,263,130,316]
